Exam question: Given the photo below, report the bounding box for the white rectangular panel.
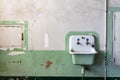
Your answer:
[113,12,120,65]
[0,25,24,49]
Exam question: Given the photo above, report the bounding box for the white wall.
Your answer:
[109,0,120,7]
[0,0,106,50]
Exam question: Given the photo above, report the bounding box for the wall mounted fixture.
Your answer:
[69,35,97,65]
[69,34,98,77]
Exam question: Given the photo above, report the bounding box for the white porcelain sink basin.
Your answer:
[69,35,97,55]
[69,35,98,65]
[70,48,97,54]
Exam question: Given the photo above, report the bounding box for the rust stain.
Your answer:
[45,60,53,69]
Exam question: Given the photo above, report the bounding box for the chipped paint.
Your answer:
[9,48,15,51]
[8,51,25,56]
[0,0,107,77]
[45,60,53,68]
[0,48,7,51]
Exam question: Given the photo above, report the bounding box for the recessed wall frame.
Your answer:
[0,21,28,51]
[108,7,120,65]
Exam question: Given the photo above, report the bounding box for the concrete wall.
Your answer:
[109,0,120,7]
[0,0,106,50]
[3,0,120,77]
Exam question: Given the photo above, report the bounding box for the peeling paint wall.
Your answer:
[0,0,109,77]
[2,0,120,78]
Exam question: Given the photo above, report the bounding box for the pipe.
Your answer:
[81,66,85,80]
[105,0,109,80]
